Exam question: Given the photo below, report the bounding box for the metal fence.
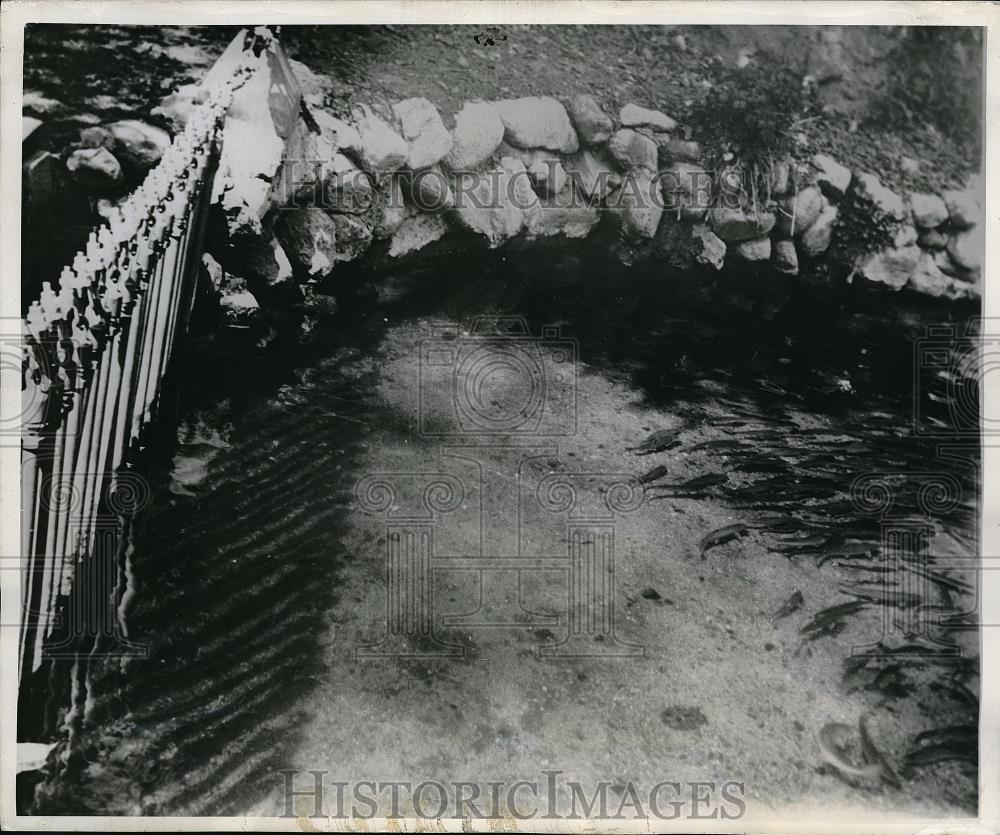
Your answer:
[17,30,272,711]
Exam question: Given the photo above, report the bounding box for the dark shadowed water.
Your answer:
[32,241,981,816]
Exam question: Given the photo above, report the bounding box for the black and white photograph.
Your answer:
[2,1,997,829]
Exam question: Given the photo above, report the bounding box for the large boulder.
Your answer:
[810,154,851,200]
[917,227,948,250]
[651,219,725,271]
[330,212,374,262]
[660,162,711,221]
[853,172,907,222]
[273,208,338,277]
[66,147,122,189]
[443,102,505,170]
[393,97,453,169]
[450,156,528,245]
[855,245,921,290]
[411,165,455,210]
[106,119,171,171]
[734,236,772,262]
[774,186,825,237]
[388,211,449,258]
[908,251,978,301]
[353,104,408,171]
[564,149,621,201]
[319,153,376,215]
[612,172,663,240]
[659,139,702,164]
[909,192,949,228]
[772,239,799,274]
[524,183,600,240]
[564,94,613,146]
[707,207,776,242]
[493,96,579,153]
[799,204,838,257]
[619,103,677,132]
[241,236,296,291]
[941,187,982,228]
[946,227,983,273]
[607,129,658,172]
[313,110,364,161]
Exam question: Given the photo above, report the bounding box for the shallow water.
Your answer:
[36,243,981,817]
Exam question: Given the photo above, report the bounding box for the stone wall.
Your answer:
[172,56,985,322]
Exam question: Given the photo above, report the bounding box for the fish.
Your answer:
[699,522,749,557]
[771,590,804,621]
[628,429,682,455]
[638,464,668,485]
[799,600,868,641]
[817,722,885,781]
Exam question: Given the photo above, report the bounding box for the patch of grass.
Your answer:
[688,53,816,210]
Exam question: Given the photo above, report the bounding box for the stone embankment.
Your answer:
[35,53,983,327]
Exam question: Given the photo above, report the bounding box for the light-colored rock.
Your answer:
[79,126,114,150]
[941,188,982,228]
[917,226,948,250]
[772,239,799,274]
[799,204,838,256]
[659,139,702,164]
[443,102,505,170]
[691,224,726,270]
[153,83,205,129]
[607,129,658,172]
[517,150,567,196]
[564,149,621,201]
[900,156,921,175]
[23,116,43,142]
[393,97,453,169]
[908,251,978,301]
[106,119,171,170]
[853,172,906,221]
[411,166,455,210]
[274,208,338,277]
[619,103,677,132]
[768,160,791,197]
[775,186,825,237]
[389,212,449,258]
[493,96,579,153]
[894,225,918,248]
[565,94,613,145]
[219,289,260,324]
[65,147,122,189]
[660,162,711,221]
[811,154,851,200]
[947,227,983,273]
[313,110,364,160]
[909,192,949,228]
[524,184,600,240]
[353,104,408,171]
[934,248,964,278]
[707,207,776,242]
[330,213,374,262]
[450,157,527,245]
[856,245,921,290]
[734,236,772,262]
[612,172,663,240]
